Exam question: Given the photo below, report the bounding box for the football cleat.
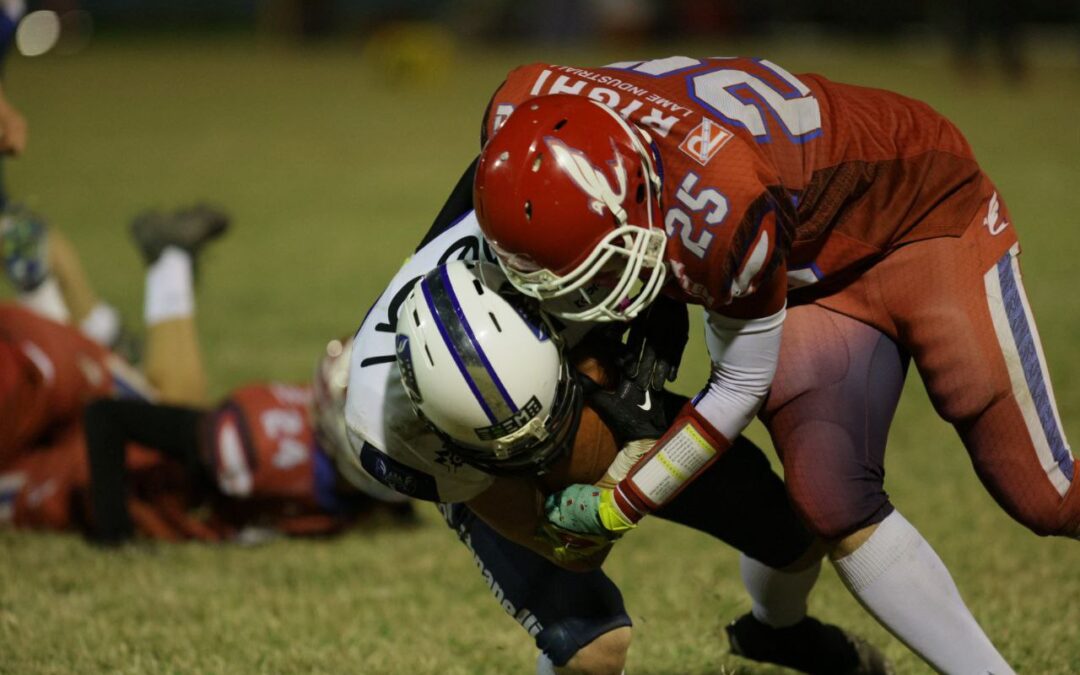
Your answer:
[0,204,50,292]
[130,203,230,265]
[726,612,893,675]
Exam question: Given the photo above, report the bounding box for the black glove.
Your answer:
[623,294,689,389]
[581,296,689,444]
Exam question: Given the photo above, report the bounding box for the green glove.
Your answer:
[534,521,613,564]
[544,483,637,537]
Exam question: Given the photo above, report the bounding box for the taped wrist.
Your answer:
[597,438,655,489]
[610,406,731,525]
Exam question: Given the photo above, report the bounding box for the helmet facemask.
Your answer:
[494,223,668,323]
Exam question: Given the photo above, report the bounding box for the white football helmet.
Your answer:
[313,336,409,502]
[395,260,582,474]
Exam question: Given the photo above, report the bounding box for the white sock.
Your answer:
[740,553,820,628]
[17,276,70,323]
[832,510,1013,674]
[144,246,194,325]
[79,302,121,346]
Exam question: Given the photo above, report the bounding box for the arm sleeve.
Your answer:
[608,299,784,522]
[693,303,785,442]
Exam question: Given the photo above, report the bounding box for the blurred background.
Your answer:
[1,2,1078,673]
[11,0,1080,79]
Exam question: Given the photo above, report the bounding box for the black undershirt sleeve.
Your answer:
[82,398,207,544]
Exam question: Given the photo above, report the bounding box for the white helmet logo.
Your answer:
[545,137,628,223]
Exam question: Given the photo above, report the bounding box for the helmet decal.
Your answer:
[474,394,543,441]
[544,136,628,222]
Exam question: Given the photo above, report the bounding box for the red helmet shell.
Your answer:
[474,94,659,277]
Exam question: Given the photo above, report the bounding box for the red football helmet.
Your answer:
[473,94,668,322]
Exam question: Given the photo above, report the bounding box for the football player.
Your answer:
[344,184,889,674]
[1,207,408,539]
[468,57,1079,673]
[83,334,413,544]
[0,205,226,530]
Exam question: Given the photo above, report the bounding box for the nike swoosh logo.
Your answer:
[637,390,652,411]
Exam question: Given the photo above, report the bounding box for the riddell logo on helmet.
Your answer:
[679,118,733,166]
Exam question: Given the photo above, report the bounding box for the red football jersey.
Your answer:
[485,57,989,316]
[202,383,345,535]
[0,305,114,460]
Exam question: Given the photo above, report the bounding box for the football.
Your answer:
[538,404,619,491]
[537,350,619,491]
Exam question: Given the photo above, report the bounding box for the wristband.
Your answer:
[613,411,730,521]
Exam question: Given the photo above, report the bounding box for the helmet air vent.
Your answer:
[489,312,502,332]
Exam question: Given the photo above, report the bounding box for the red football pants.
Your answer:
[763,201,1079,540]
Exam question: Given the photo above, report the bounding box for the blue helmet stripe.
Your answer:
[420,276,499,423]
[422,268,521,424]
[437,265,518,412]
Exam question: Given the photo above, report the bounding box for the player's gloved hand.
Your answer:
[535,521,614,564]
[580,295,689,445]
[544,483,637,537]
[624,294,690,389]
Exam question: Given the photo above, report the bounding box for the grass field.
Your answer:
[1,32,1079,674]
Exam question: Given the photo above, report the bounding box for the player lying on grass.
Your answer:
[469,56,1079,674]
[83,332,415,544]
[0,206,410,540]
[342,178,890,674]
